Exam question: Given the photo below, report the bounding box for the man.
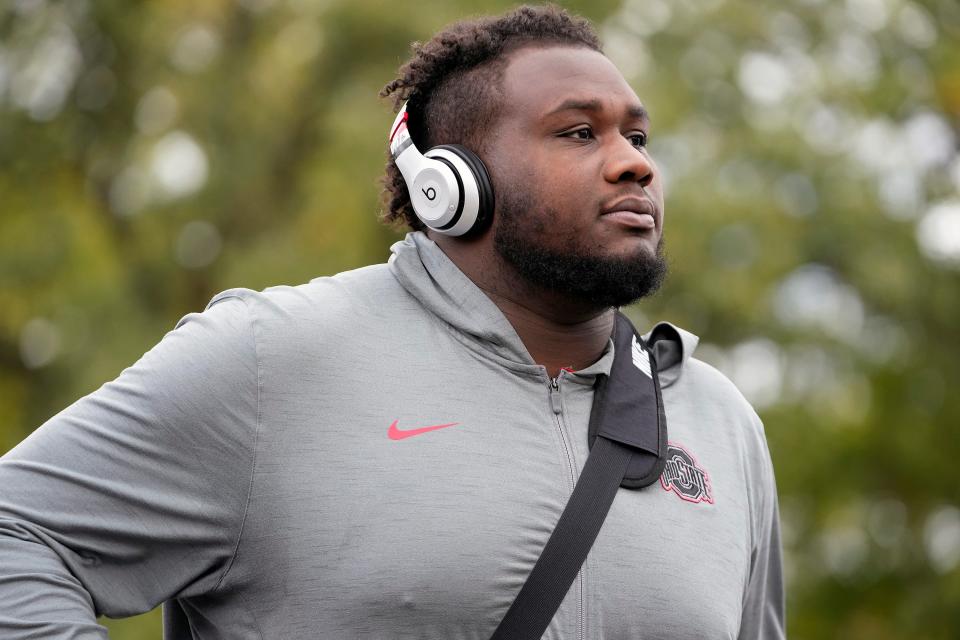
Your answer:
[0,5,784,639]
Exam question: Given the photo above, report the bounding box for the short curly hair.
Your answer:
[379,4,602,231]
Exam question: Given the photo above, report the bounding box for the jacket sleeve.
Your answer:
[0,293,259,637]
[737,426,786,640]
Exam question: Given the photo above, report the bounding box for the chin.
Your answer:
[496,231,669,309]
[594,233,661,262]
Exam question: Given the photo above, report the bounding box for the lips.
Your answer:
[600,196,659,230]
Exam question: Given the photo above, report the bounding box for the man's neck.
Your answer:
[431,233,614,378]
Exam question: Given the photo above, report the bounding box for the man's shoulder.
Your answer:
[177,262,418,367]
[203,262,407,323]
[676,356,768,440]
[684,357,754,410]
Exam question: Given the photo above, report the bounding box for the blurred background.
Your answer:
[1,0,958,637]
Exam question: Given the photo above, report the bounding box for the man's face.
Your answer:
[483,45,667,308]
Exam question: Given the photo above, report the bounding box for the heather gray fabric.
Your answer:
[0,231,785,639]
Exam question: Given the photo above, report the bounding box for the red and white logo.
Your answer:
[660,442,714,504]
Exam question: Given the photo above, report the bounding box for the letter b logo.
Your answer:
[422,186,437,201]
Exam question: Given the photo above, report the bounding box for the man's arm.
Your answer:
[0,294,259,637]
[738,426,787,640]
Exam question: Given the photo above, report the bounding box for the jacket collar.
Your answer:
[389,231,697,386]
[643,321,699,389]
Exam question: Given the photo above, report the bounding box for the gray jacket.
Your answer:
[0,231,785,639]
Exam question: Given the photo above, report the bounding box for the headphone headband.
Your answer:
[388,107,412,157]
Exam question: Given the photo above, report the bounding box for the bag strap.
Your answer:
[490,312,666,640]
[489,436,633,639]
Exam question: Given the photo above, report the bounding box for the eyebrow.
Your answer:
[545,98,649,122]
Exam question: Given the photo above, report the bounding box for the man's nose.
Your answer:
[603,137,654,187]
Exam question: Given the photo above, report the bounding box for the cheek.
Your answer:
[487,147,597,233]
[536,166,597,214]
[490,160,548,213]
[488,152,532,198]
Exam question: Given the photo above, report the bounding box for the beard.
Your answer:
[492,187,668,310]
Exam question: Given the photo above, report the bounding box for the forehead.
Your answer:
[498,45,645,121]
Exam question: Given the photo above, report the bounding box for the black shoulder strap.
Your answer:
[490,312,667,640]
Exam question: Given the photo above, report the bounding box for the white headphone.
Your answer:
[388,102,494,236]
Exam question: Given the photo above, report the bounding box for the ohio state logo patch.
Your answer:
[660,442,714,504]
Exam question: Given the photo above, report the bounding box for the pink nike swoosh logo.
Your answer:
[387,420,460,441]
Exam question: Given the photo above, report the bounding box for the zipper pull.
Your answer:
[549,377,562,414]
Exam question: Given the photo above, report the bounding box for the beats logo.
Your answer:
[422,186,437,201]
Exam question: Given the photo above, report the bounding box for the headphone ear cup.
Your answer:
[430,144,495,236]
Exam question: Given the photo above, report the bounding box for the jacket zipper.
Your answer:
[549,376,576,489]
[549,374,585,640]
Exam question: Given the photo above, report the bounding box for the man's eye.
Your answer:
[628,132,648,148]
[563,127,593,140]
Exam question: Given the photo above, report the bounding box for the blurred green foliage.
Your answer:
[2,0,959,638]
